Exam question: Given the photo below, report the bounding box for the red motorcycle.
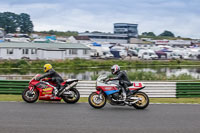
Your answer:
[22,74,80,103]
[88,75,149,109]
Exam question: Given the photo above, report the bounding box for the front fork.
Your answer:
[28,86,34,90]
[27,86,35,97]
[95,90,104,100]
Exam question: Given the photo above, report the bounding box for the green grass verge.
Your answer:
[0,95,200,104]
[2,59,200,71]
[149,98,200,104]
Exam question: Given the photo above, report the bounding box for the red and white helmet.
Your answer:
[111,65,120,75]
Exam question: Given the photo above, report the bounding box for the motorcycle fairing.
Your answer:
[35,82,48,89]
[38,83,62,101]
[128,82,145,91]
[61,79,79,86]
[104,90,120,95]
[29,80,61,101]
[96,86,120,95]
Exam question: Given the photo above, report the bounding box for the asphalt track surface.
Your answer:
[0,102,200,133]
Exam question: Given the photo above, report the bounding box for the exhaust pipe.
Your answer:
[58,82,78,96]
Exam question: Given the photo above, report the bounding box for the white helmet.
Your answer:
[111,65,120,75]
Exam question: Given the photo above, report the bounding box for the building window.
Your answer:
[23,49,29,54]
[7,49,13,54]
[31,49,37,54]
[83,50,88,55]
[69,49,77,55]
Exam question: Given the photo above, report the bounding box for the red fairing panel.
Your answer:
[95,86,118,94]
[96,86,118,91]
[129,82,144,91]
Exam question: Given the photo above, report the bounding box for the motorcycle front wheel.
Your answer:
[88,92,106,109]
[22,88,39,103]
[62,88,80,104]
[132,91,149,109]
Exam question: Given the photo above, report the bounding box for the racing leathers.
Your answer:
[110,71,132,95]
[36,69,64,91]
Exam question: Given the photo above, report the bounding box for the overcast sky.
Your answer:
[0,0,200,38]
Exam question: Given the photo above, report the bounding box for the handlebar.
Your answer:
[103,78,110,83]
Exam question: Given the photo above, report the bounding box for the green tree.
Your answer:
[48,30,55,35]
[19,13,33,33]
[0,12,19,33]
[142,32,156,37]
[159,30,175,37]
[91,31,102,33]
[0,12,33,33]
[38,30,78,36]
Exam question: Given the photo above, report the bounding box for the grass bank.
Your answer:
[1,59,200,70]
[0,59,200,80]
[0,95,200,104]
[91,71,197,81]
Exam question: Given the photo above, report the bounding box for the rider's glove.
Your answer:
[105,78,112,82]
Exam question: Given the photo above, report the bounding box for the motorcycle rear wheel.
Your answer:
[132,91,149,109]
[88,92,106,109]
[22,88,39,103]
[62,88,80,104]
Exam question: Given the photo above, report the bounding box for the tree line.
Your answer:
[0,12,77,36]
[141,31,175,37]
[0,12,33,34]
[36,30,78,37]
[0,11,180,38]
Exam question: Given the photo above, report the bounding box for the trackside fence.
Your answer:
[0,80,29,94]
[77,81,177,98]
[0,80,200,98]
[176,82,200,98]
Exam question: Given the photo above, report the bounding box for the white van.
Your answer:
[138,50,158,60]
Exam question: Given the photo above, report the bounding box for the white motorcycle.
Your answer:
[88,75,149,109]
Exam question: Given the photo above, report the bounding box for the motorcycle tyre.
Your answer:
[88,92,106,109]
[22,88,39,103]
[62,88,80,104]
[132,91,149,109]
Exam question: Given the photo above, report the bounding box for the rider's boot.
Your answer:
[53,88,58,96]
[122,89,127,101]
[56,86,65,97]
[126,89,131,97]
[123,93,127,101]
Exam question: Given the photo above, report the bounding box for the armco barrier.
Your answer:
[0,80,29,94]
[0,80,200,98]
[77,81,177,98]
[176,82,200,98]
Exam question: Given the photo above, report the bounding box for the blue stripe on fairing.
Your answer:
[104,90,119,95]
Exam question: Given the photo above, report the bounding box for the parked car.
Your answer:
[100,52,114,59]
[142,52,158,60]
[138,50,158,60]
[169,53,181,60]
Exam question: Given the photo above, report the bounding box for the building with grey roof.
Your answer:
[0,42,91,60]
[78,32,128,44]
[79,23,138,44]
[114,23,138,38]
